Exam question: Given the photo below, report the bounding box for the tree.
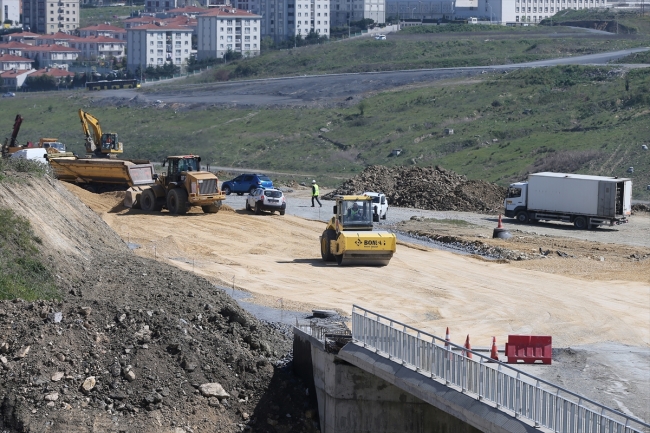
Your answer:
[24,75,56,91]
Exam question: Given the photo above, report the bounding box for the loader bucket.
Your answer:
[124,187,141,209]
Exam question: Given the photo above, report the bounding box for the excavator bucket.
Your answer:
[332,231,396,266]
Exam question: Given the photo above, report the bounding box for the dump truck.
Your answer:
[125,155,226,214]
[504,172,632,230]
[320,195,396,266]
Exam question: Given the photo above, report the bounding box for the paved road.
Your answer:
[100,48,649,107]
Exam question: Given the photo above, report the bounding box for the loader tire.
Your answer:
[141,189,162,212]
[167,188,188,215]
[202,201,221,214]
[320,229,336,262]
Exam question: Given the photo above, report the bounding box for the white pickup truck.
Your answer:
[363,192,388,222]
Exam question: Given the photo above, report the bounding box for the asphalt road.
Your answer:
[100,47,649,107]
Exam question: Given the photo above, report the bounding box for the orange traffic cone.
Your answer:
[490,336,499,361]
[445,327,451,349]
[497,214,504,229]
[464,334,472,359]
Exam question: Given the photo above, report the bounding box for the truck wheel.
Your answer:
[141,189,160,212]
[516,211,528,223]
[381,211,387,220]
[202,201,221,214]
[255,201,262,215]
[245,201,251,211]
[167,188,188,215]
[373,214,379,222]
[574,216,587,230]
[321,229,336,262]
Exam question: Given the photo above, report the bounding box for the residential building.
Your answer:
[0,0,20,26]
[28,66,75,84]
[78,23,127,40]
[126,23,193,72]
[240,0,329,42]
[1,31,41,44]
[330,0,385,27]
[1,69,35,89]
[0,53,34,70]
[0,41,34,56]
[385,0,607,24]
[196,7,261,59]
[70,36,126,60]
[144,0,193,13]
[22,0,80,34]
[21,44,79,68]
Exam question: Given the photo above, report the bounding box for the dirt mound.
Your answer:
[0,177,318,433]
[632,203,650,213]
[323,165,506,212]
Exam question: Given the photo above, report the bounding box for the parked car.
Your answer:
[363,191,388,221]
[2,92,15,98]
[246,188,286,215]
[374,34,386,40]
[221,173,273,195]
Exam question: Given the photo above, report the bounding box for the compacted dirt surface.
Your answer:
[1,172,649,431]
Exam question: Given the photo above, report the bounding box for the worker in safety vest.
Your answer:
[311,180,322,207]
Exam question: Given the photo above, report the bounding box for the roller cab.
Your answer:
[320,195,396,266]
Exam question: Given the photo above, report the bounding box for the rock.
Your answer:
[110,362,121,377]
[124,370,136,382]
[14,346,30,359]
[134,325,152,343]
[78,307,92,317]
[44,392,59,401]
[51,372,64,382]
[56,353,66,362]
[199,383,230,399]
[47,312,63,323]
[80,376,96,393]
[208,397,221,407]
[242,412,250,420]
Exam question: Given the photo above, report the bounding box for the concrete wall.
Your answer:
[294,328,482,433]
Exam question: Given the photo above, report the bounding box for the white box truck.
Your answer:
[504,172,632,229]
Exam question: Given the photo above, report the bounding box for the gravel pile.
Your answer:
[323,165,506,213]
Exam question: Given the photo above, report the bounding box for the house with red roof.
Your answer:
[78,24,127,41]
[0,31,41,45]
[21,44,79,69]
[0,54,34,71]
[0,41,35,57]
[70,36,126,61]
[126,22,193,72]
[197,7,261,59]
[0,69,35,90]
[28,67,75,83]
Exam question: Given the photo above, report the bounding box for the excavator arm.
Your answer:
[9,114,23,148]
[78,109,102,155]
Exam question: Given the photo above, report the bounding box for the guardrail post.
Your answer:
[388,320,394,361]
[416,331,421,372]
[515,372,521,418]
[534,380,541,428]
[496,363,502,409]
[478,357,484,401]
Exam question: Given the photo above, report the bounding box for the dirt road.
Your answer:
[69,186,649,351]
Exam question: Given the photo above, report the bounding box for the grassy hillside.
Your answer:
[2,66,649,199]
[541,9,650,34]
[79,5,142,28]
[178,33,647,82]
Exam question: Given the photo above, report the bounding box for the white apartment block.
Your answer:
[197,7,261,59]
[236,0,329,41]
[1,0,20,26]
[330,0,385,27]
[23,0,80,34]
[126,23,193,72]
[385,0,607,24]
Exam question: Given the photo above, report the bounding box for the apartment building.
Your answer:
[21,43,79,68]
[0,54,34,70]
[78,23,127,40]
[126,23,193,72]
[238,0,329,41]
[330,0,385,27]
[385,0,607,24]
[197,7,261,58]
[23,0,80,34]
[0,0,20,26]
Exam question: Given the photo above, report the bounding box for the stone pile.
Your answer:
[323,165,506,213]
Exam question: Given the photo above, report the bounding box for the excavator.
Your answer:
[78,109,123,158]
[2,114,66,158]
[320,195,396,266]
[1,114,25,158]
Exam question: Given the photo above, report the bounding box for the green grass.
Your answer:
[541,9,650,34]
[175,33,647,82]
[0,158,50,183]
[80,5,143,28]
[0,207,58,301]
[1,65,649,199]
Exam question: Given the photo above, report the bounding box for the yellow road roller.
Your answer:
[320,195,396,266]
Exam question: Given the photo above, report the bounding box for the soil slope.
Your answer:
[0,177,317,433]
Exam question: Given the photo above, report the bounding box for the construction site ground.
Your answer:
[63,183,650,424]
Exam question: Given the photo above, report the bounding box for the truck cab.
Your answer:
[504,182,528,220]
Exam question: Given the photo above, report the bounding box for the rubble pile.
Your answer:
[323,165,506,213]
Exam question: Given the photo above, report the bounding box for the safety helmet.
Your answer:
[312,180,316,183]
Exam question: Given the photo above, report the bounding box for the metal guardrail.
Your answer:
[351,305,650,433]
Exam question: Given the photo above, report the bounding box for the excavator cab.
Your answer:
[101,133,122,153]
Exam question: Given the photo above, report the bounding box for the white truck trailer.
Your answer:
[504,172,632,229]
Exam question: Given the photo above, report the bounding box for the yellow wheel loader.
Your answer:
[320,195,396,266]
[125,155,225,215]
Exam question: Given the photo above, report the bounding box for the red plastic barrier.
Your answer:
[505,335,552,365]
